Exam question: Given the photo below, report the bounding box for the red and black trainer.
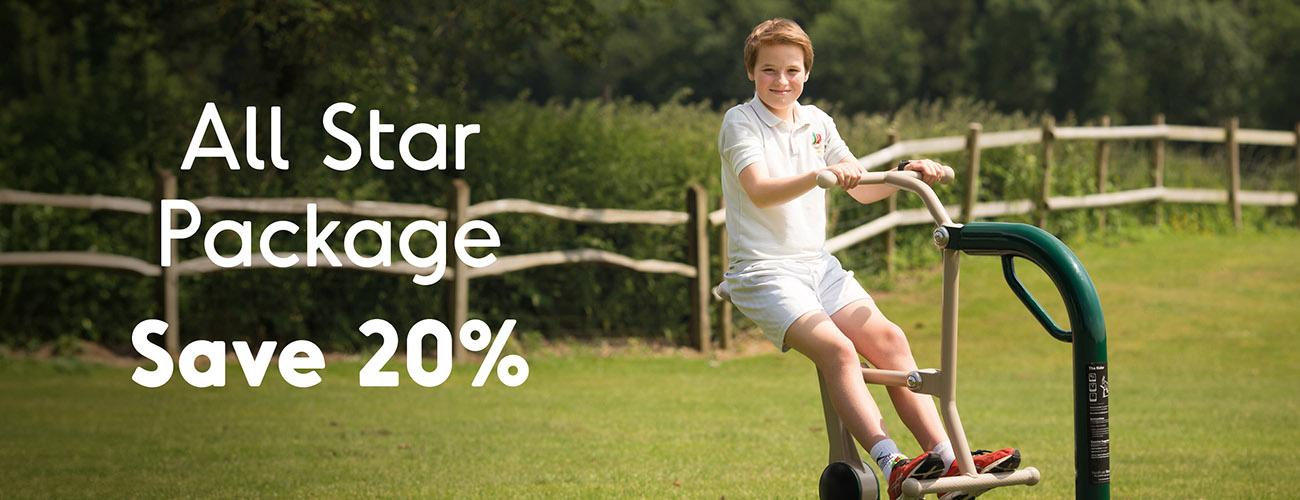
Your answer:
[969,448,1020,474]
[936,448,1022,500]
[886,452,946,500]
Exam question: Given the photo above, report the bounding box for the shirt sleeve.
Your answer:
[822,113,856,166]
[719,109,765,176]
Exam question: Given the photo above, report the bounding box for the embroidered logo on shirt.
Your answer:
[812,132,826,157]
[812,132,823,145]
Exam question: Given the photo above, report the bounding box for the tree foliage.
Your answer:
[809,0,922,112]
[0,0,1295,348]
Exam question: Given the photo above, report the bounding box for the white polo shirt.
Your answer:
[718,96,855,263]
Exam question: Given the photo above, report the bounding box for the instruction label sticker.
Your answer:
[1087,362,1110,484]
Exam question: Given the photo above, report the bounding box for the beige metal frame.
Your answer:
[815,169,1040,499]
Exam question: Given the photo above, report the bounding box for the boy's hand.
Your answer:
[824,162,866,190]
[900,159,948,185]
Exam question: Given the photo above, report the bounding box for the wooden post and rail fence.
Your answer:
[2,117,1298,353]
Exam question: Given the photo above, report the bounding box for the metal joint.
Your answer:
[906,371,923,390]
[906,369,942,395]
[933,227,949,248]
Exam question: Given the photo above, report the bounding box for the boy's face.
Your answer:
[748,43,808,118]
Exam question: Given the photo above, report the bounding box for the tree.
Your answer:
[905,0,977,102]
[1126,1,1259,125]
[969,0,1057,115]
[1245,0,1300,128]
[809,0,922,113]
[1049,0,1142,121]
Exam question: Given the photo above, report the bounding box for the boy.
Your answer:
[717,18,1019,499]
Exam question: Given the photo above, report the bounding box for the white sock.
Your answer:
[932,441,956,471]
[870,439,905,476]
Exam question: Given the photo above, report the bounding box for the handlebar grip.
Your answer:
[938,165,956,183]
[816,170,838,189]
[904,160,956,183]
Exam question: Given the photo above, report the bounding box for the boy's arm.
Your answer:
[846,181,900,205]
[844,159,948,204]
[723,111,821,208]
[843,158,900,204]
[727,110,941,208]
[736,162,822,209]
[818,113,900,204]
[738,159,944,208]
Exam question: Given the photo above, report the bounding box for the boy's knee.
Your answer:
[811,333,859,369]
[869,322,914,364]
[883,322,904,340]
[883,323,908,347]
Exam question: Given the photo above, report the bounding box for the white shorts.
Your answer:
[721,252,873,351]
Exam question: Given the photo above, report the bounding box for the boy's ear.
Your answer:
[746,69,754,81]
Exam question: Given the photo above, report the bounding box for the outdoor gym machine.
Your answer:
[810,166,1110,500]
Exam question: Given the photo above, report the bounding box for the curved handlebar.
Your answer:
[943,222,1106,347]
[816,163,957,226]
[815,164,956,189]
[1001,255,1072,342]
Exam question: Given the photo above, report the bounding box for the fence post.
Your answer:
[686,185,711,353]
[1096,115,1111,230]
[1154,114,1167,225]
[1226,117,1242,230]
[447,178,470,358]
[154,170,180,357]
[885,130,899,277]
[961,123,982,223]
[1294,122,1300,230]
[1038,116,1056,228]
[716,195,732,350]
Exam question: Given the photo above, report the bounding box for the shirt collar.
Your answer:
[748,94,809,130]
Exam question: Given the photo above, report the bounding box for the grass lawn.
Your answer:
[2,229,1298,498]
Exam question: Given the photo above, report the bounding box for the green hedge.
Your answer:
[1,97,1293,350]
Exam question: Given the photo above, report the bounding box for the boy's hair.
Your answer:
[744,18,814,74]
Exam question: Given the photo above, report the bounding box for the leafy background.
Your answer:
[1,0,1296,349]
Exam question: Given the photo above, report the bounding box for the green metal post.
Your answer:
[944,222,1109,500]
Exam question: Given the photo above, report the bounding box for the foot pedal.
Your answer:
[900,467,1040,500]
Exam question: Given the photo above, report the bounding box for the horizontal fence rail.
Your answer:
[0,189,153,214]
[0,251,161,276]
[4,116,1299,354]
[467,198,688,225]
[468,249,696,279]
[822,187,1296,254]
[170,253,444,277]
[978,129,1041,149]
[191,196,447,220]
[708,120,1299,223]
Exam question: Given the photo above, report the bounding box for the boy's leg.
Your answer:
[830,299,948,451]
[786,307,949,500]
[783,310,891,450]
